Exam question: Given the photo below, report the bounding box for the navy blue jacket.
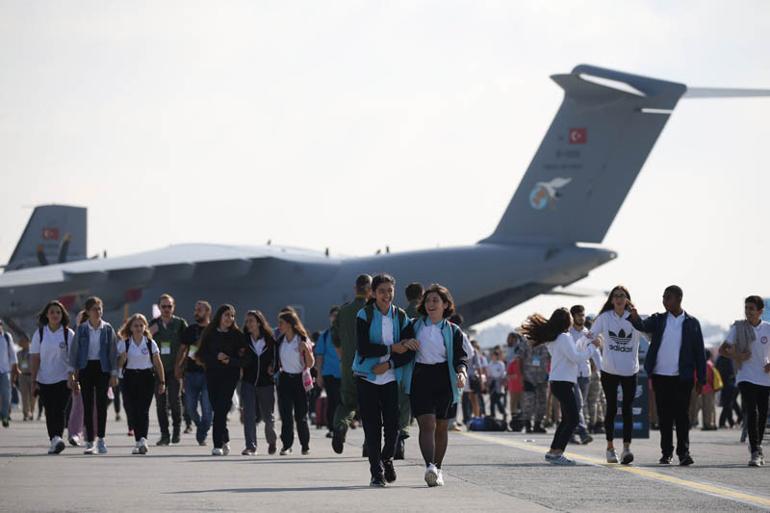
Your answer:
[629,311,706,385]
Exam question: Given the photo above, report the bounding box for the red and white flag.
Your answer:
[42,228,60,240]
[568,128,587,144]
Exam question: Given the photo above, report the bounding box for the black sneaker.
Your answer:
[532,423,547,434]
[383,459,397,483]
[362,444,368,458]
[156,434,170,446]
[370,475,387,488]
[171,431,181,444]
[268,444,277,455]
[679,454,694,466]
[659,455,673,465]
[331,429,345,454]
[184,425,193,434]
[2,417,9,428]
[580,434,594,445]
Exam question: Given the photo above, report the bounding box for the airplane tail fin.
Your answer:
[5,205,88,271]
[482,64,687,245]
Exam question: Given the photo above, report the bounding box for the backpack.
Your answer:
[38,326,69,349]
[468,416,507,432]
[123,338,155,369]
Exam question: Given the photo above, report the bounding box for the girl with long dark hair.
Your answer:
[521,308,600,465]
[387,284,468,487]
[197,304,246,456]
[590,285,642,464]
[30,301,76,454]
[275,309,315,455]
[240,310,278,456]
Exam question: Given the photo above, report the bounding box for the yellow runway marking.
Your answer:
[461,431,770,510]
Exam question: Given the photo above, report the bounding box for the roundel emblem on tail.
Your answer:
[528,177,572,210]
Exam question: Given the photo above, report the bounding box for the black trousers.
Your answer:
[80,361,110,442]
[601,372,637,443]
[206,370,240,449]
[719,385,741,427]
[323,375,341,430]
[739,381,770,453]
[155,373,182,436]
[120,377,134,431]
[125,369,155,441]
[38,381,69,440]
[277,373,310,450]
[549,381,578,451]
[652,375,693,458]
[356,378,399,478]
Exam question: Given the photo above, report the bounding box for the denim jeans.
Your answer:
[184,371,212,443]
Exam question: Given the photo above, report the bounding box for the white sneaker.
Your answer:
[139,438,148,455]
[424,463,439,487]
[222,443,230,456]
[49,436,65,455]
[606,448,618,463]
[97,438,108,454]
[749,451,761,467]
[549,454,576,466]
[132,442,141,455]
[212,447,224,456]
[621,448,634,465]
[436,469,445,486]
[84,441,96,454]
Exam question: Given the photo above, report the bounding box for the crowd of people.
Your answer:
[0,277,768,488]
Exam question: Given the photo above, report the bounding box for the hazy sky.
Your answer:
[1,1,769,331]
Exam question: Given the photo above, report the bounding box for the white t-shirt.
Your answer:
[415,322,447,365]
[654,313,685,376]
[365,313,396,386]
[118,337,159,370]
[87,320,105,361]
[279,335,305,374]
[0,331,18,373]
[31,326,75,384]
[725,321,770,387]
[251,336,266,356]
[569,326,594,378]
[547,332,596,383]
[591,311,640,377]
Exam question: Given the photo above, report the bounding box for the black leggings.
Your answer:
[38,381,69,440]
[549,381,578,451]
[601,372,637,443]
[124,369,155,441]
[277,373,310,451]
[80,361,110,442]
[739,381,770,453]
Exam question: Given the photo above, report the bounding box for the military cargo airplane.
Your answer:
[2,64,768,338]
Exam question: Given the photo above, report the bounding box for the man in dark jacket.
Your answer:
[628,285,706,466]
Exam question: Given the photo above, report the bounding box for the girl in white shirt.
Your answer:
[275,309,315,456]
[521,308,600,465]
[29,301,76,455]
[117,314,165,455]
[590,286,642,465]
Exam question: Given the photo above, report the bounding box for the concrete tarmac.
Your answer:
[1,414,768,512]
